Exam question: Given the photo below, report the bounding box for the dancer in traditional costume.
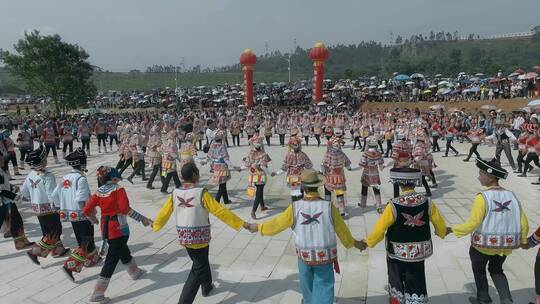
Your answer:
[464,127,485,162]
[242,134,271,219]
[83,167,152,303]
[412,136,437,197]
[485,118,516,170]
[205,130,237,204]
[251,169,363,304]
[21,145,70,265]
[359,137,384,213]
[262,116,273,146]
[146,125,163,190]
[272,136,313,202]
[276,112,288,147]
[359,168,447,304]
[160,138,182,193]
[388,132,413,197]
[51,148,99,281]
[321,129,351,217]
[153,162,252,304]
[126,129,147,184]
[514,125,530,174]
[0,156,34,250]
[301,113,312,146]
[449,158,528,304]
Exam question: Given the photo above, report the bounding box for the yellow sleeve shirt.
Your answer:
[365,195,447,248]
[152,190,245,249]
[451,192,529,256]
[258,200,356,249]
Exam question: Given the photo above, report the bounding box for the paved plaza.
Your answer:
[1,136,539,304]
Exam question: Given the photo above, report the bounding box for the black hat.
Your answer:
[65,148,87,168]
[390,167,422,186]
[476,158,508,179]
[26,145,47,169]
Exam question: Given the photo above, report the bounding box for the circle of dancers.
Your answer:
[1,106,540,304]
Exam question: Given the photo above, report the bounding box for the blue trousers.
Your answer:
[298,259,334,304]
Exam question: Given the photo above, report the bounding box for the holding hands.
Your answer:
[354,239,368,252]
[243,222,259,233]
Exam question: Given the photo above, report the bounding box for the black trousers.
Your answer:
[109,135,119,146]
[19,147,32,163]
[129,159,146,179]
[524,153,540,177]
[252,184,265,213]
[353,136,362,149]
[466,143,481,160]
[97,134,107,147]
[71,220,96,252]
[119,157,133,175]
[360,185,380,196]
[45,143,57,157]
[314,134,321,147]
[378,140,384,154]
[232,134,240,146]
[393,183,400,198]
[147,164,163,187]
[215,183,230,204]
[304,136,309,146]
[81,138,90,151]
[432,136,440,152]
[385,139,393,157]
[445,139,458,156]
[387,257,427,302]
[161,171,181,192]
[37,213,63,237]
[469,246,512,303]
[5,152,17,168]
[100,236,132,278]
[421,176,432,196]
[535,255,540,295]
[62,141,73,153]
[279,134,285,146]
[516,151,526,172]
[265,136,271,146]
[0,203,24,237]
[178,246,212,304]
[361,138,368,151]
[116,158,125,170]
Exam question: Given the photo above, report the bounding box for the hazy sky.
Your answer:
[1,0,538,71]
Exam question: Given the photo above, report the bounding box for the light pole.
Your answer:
[283,53,291,83]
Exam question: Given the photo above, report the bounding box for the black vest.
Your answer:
[385,192,433,262]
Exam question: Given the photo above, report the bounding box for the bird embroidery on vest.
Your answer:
[402,211,426,227]
[29,178,41,188]
[63,180,72,189]
[177,196,194,208]
[493,200,511,213]
[300,212,323,225]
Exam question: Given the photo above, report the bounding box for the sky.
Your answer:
[1,0,539,72]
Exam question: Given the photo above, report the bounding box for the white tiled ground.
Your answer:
[1,135,539,303]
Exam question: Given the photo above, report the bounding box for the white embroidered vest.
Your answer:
[471,189,522,249]
[55,171,90,222]
[173,186,211,245]
[292,199,337,265]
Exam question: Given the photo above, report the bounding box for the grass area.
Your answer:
[92,71,309,91]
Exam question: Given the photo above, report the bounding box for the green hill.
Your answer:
[2,32,539,93]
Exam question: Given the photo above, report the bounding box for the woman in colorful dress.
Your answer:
[242,134,271,219]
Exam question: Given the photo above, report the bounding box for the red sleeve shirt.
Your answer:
[84,186,131,240]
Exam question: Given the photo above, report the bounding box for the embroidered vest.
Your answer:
[292,199,337,265]
[386,192,433,262]
[471,189,521,249]
[173,186,211,245]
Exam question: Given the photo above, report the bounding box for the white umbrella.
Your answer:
[438,81,450,86]
[434,74,443,78]
[377,84,386,89]
[508,72,520,78]
[410,73,425,79]
[430,104,445,110]
[368,85,377,89]
[317,101,327,106]
[480,104,497,111]
[527,99,540,107]
[283,89,291,94]
[405,81,415,86]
